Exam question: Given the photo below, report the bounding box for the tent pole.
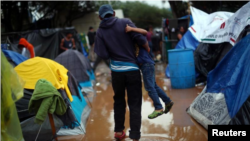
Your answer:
[48,114,58,141]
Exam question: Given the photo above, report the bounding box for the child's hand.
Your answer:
[125,24,133,33]
[147,47,150,53]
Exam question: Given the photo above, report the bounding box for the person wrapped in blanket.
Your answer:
[18,38,35,58]
[125,24,174,119]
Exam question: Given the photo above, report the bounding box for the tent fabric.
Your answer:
[187,34,250,129]
[21,115,63,141]
[14,57,73,102]
[1,28,83,60]
[199,2,250,45]
[229,95,250,125]
[56,89,79,129]
[194,42,232,77]
[57,87,89,136]
[67,71,82,100]
[15,89,35,122]
[206,34,250,118]
[2,49,27,65]
[55,50,92,82]
[189,6,233,43]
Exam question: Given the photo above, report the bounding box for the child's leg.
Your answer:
[141,63,163,110]
[154,83,172,104]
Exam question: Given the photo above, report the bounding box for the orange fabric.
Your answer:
[19,38,35,58]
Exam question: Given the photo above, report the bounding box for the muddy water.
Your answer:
[63,63,207,141]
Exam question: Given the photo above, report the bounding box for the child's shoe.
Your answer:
[148,110,163,119]
[164,101,174,114]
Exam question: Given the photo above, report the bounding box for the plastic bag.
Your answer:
[1,51,25,141]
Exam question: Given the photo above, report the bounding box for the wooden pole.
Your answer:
[48,114,58,141]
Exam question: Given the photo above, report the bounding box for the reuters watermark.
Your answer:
[208,125,249,141]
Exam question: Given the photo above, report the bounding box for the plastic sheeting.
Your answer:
[199,2,250,45]
[2,49,27,65]
[1,28,83,60]
[187,87,231,129]
[206,34,250,118]
[21,115,63,141]
[189,6,233,43]
[175,30,199,51]
[229,95,250,125]
[194,42,232,77]
[1,51,24,141]
[187,34,250,128]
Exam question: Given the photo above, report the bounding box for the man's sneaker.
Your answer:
[114,131,126,140]
[148,110,164,119]
[164,101,174,114]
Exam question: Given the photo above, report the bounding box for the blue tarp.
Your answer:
[175,30,199,50]
[206,34,250,118]
[179,15,194,27]
[165,30,199,78]
[2,49,28,65]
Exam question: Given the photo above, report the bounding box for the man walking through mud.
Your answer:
[94,4,150,141]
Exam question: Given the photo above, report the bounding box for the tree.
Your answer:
[169,1,188,18]
[119,1,173,29]
[1,1,96,32]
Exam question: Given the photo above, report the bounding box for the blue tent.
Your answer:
[165,30,199,78]
[206,34,250,118]
[2,50,28,65]
[187,34,250,128]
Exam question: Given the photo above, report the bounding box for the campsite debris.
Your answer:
[96,82,101,86]
[195,82,205,87]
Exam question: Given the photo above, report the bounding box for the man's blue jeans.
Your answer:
[141,63,171,110]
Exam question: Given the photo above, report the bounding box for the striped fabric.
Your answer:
[110,60,139,72]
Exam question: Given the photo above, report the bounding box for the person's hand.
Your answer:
[125,24,133,33]
[147,47,150,53]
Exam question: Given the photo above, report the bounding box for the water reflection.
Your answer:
[83,63,207,141]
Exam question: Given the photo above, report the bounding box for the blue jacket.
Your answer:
[94,17,147,65]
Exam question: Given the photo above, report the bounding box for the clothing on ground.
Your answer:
[28,79,67,124]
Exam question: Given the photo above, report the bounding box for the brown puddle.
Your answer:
[60,63,208,141]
